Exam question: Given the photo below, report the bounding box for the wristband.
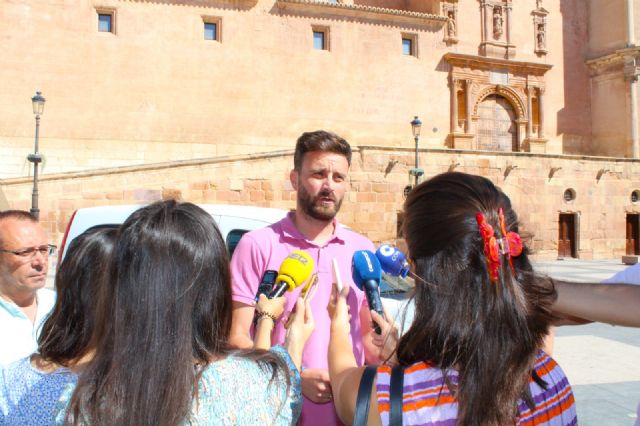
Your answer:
[256,311,278,325]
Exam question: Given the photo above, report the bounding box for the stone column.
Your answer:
[505,5,512,45]
[465,80,472,133]
[631,78,640,157]
[450,77,458,133]
[483,3,489,42]
[627,0,635,47]
[526,86,533,139]
[538,87,545,139]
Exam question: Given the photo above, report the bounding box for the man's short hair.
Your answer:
[0,210,38,247]
[293,130,352,171]
[0,210,37,223]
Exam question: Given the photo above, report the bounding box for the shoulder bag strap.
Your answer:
[353,365,378,426]
[389,365,404,426]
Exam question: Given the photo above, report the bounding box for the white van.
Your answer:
[58,204,290,262]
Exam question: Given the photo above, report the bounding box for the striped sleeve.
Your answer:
[517,351,578,426]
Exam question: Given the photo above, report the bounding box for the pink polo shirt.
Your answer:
[230,212,374,425]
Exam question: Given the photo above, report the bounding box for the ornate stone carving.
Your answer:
[479,1,516,59]
[536,24,545,50]
[532,3,548,55]
[444,53,552,152]
[447,11,456,37]
[493,6,503,38]
[442,2,458,44]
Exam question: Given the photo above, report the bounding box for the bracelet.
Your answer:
[256,311,278,325]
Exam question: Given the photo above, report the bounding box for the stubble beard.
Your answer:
[298,186,343,222]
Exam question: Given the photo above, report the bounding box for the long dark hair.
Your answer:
[65,200,287,426]
[38,226,117,366]
[397,172,556,426]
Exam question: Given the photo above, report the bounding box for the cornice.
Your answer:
[444,53,553,75]
[586,46,640,69]
[275,0,446,25]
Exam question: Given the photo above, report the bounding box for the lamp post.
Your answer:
[28,91,45,220]
[409,115,423,186]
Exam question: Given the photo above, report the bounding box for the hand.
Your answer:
[285,298,315,346]
[256,294,286,320]
[301,368,333,404]
[328,280,351,331]
[370,309,400,364]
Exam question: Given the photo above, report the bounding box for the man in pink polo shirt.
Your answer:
[230,130,376,425]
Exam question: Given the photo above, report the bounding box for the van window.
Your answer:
[226,229,249,257]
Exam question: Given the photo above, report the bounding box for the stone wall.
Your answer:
[3,147,639,260]
[1,0,598,178]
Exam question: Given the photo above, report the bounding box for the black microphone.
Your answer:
[254,270,278,302]
[352,250,384,334]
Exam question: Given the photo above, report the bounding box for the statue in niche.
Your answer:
[447,11,456,38]
[537,23,546,50]
[493,7,503,38]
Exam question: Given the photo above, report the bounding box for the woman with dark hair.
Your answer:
[55,200,312,426]
[0,226,117,425]
[329,172,577,425]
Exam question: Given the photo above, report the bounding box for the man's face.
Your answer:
[291,151,349,222]
[0,218,49,297]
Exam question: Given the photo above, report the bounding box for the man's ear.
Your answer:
[290,169,299,190]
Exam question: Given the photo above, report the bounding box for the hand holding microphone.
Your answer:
[351,250,384,334]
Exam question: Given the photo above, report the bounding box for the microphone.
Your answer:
[375,244,410,278]
[254,270,278,302]
[351,250,384,334]
[268,250,315,298]
[375,245,415,292]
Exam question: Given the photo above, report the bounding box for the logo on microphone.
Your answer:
[288,252,309,265]
[363,251,374,272]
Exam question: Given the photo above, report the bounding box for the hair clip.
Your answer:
[497,208,523,275]
[476,212,501,283]
[476,209,524,284]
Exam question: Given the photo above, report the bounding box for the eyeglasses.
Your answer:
[0,244,57,258]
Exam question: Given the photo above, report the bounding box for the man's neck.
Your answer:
[0,286,39,323]
[292,211,336,245]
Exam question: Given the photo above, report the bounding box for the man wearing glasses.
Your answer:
[0,210,56,365]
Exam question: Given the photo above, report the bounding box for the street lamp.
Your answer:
[28,91,45,220]
[409,115,423,186]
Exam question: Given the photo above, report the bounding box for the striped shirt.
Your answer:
[376,351,577,426]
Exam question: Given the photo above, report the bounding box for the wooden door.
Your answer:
[476,95,518,151]
[626,214,640,255]
[558,214,576,258]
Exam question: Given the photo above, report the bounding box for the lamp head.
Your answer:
[410,115,422,138]
[32,91,45,116]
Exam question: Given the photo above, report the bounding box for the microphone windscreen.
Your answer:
[351,250,382,290]
[276,250,315,292]
[375,244,410,278]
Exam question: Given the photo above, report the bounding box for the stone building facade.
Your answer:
[2,0,640,259]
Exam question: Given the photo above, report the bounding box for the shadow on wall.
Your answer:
[557,0,592,155]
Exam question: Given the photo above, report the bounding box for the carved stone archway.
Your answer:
[473,86,525,151]
[473,85,525,118]
[444,52,552,153]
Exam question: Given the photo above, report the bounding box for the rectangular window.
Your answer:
[96,9,116,34]
[402,38,412,55]
[204,22,217,40]
[401,33,418,57]
[312,26,329,51]
[202,16,222,42]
